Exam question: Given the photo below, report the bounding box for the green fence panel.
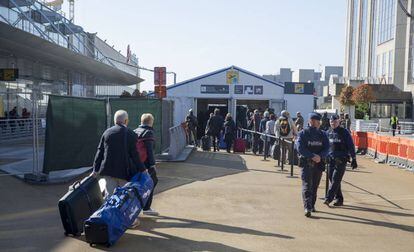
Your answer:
[109,98,162,154]
[43,95,107,173]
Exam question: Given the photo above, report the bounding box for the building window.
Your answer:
[376,0,396,45]
[370,0,377,79]
[359,0,368,78]
[388,50,393,83]
[350,0,359,78]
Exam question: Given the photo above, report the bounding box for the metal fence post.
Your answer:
[277,137,281,167]
[281,139,285,171]
[290,140,294,177]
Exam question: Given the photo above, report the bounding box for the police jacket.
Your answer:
[327,126,356,159]
[134,125,156,168]
[93,124,146,180]
[295,126,329,159]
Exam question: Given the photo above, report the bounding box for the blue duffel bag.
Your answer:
[84,172,153,247]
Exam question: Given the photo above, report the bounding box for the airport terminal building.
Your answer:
[0,0,142,118]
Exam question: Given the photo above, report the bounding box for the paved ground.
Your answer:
[0,150,413,252]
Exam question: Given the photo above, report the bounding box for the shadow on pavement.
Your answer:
[156,151,248,194]
[80,215,294,251]
[338,205,414,217]
[317,211,414,233]
[0,150,251,251]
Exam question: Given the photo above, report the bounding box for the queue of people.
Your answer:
[1,106,31,133]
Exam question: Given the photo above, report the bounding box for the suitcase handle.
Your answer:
[70,180,81,191]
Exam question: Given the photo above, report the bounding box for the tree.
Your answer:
[352,84,375,119]
[339,85,355,107]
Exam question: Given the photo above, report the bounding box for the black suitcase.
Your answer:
[58,176,103,236]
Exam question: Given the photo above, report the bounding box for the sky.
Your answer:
[66,0,347,91]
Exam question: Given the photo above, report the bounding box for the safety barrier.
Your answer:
[0,118,45,141]
[406,140,414,171]
[366,132,377,158]
[397,138,410,168]
[386,137,400,166]
[375,135,389,163]
[353,129,414,172]
[167,124,188,160]
[354,132,367,153]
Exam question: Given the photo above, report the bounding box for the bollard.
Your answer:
[263,134,267,161]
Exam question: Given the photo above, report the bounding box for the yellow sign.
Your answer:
[0,69,18,81]
[226,70,239,84]
[294,83,305,94]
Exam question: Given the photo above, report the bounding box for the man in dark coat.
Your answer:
[206,108,224,152]
[91,110,146,197]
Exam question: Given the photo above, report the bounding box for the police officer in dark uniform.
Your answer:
[324,114,358,207]
[295,112,330,217]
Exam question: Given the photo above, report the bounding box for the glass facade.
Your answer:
[349,0,359,78]
[370,0,378,78]
[370,103,412,119]
[359,0,368,78]
[408,2,414,83]
[377,0,396,45]
[368,0,395,81]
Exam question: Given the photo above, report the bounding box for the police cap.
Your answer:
[330,114,339,121]
[308,112,321,121]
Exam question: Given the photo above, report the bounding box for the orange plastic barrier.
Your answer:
[375,135,390,162]
[398,138,410,160]
[366,132,377,157]
[354,131,368,150]
[387,137,399,157]
[406,139,414,161]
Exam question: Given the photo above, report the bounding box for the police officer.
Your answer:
[324,114,358,207]
[295,112,329,217]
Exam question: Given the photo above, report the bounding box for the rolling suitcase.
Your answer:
[233,131,246,153]
[58,176,103,236]
[202,135,211,151]
[84,172,154,247]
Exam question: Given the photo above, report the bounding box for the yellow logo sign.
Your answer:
[226,70,239,84]
[294,83,305,94]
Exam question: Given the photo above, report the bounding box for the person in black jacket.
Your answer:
[134,113,159,216]
[91,110,146,199]
[206,108,224,152]
[223,113,237,153]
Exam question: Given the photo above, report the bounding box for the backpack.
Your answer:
[135,130,154,163]
[279,117,291,137]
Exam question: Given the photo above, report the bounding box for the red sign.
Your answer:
[154,85,167,99]
[154,67,166,86]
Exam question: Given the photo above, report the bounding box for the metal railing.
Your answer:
[240,128,296,177]
[0,118,45,141]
